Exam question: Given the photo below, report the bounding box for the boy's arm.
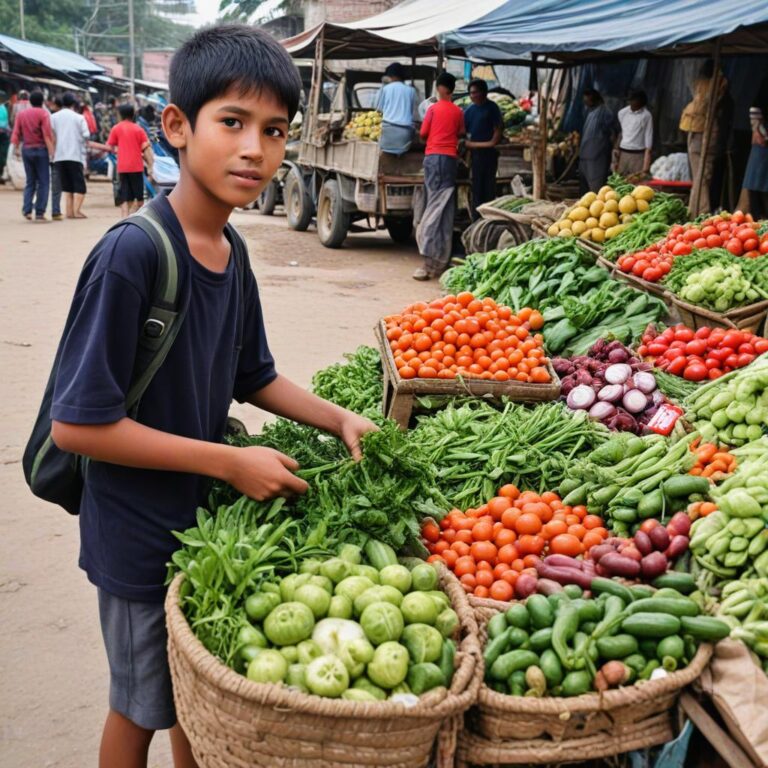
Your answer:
[51,417,308,500]
[245,375,377,460]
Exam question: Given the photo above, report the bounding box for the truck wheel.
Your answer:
[285,169,312,231]
[256,180,277,215]
[317,179,349,248]
[385,216,413,244]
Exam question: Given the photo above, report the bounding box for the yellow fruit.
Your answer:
[571,220,587,235]
[631,185,654,201]
[558,229,574,238]
[621,213,633,224]
[603,199,619,213]
[605,224,627,239]
[618,195,637,214]
[589,200,604,217]
[558,218,573,231]
[603,190,617,201]
[568,206,590,222]
[579,192,597,207]
[636,198,650,213]
[599,211,619,228]
[597,185,612,199]
[580,228,593,241]
[585,216,599,229]
[547,222,560,237]
[591,228,606,243]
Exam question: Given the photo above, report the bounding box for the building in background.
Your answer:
[142,50,174,85]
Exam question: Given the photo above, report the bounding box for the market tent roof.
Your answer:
[0,33,105,75]
[441,0,768,61]
[280,0,506,59]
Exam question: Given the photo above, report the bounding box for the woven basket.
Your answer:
[461,605,712,763]
[667,294,768,335]
[166,565,484,768]
[595,253,670,300]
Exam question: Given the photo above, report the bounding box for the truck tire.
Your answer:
[256,180,278,215]
[317,178,349,248]
[385,216,413,244]
[285,169,312,231]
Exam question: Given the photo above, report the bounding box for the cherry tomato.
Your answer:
[737,353,755,367]
[755,339,768,354]
[683,362,708,381]
[722,331,744,349]
[674,327,695,342]
[695,326,711,339]
[726,238,743,256]
[672,241,692,256]
[685,339,707,356]
[708,368,723,379]
[667,356,688,376]
[647,342,668,356]
[705,234,722,248]
[725,354,740,369]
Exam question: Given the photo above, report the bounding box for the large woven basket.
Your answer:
[166,565,483,768]
[459,605,712,764]
[668,294,768,335]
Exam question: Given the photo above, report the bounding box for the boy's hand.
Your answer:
[224,446,308,500]
[338,412,378,461]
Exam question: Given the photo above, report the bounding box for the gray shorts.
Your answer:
[97,588,176,730]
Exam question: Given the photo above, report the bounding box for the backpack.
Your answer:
[22,201,247,514]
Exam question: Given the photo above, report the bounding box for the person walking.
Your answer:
[578,88,619,194]
[10,90,54,221]
[376,62,417,156]
[743,101,768,219]
[463,78,503,215]
[10,89,30,127]
[101,102,155,217]
[48,96,64,220]
[414,72,465,281]
[680,60,727,214]
[51,92,90,219]
[0,90,10,184]
[615,90,653,178]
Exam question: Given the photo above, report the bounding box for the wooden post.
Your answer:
[309,25,325,147]
[691,37,722,216]
[533,67,553,201]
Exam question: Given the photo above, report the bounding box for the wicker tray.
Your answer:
[667,294,768,335]
[460,605,712,763]
[376,321,560,428]
[166,565,483,768]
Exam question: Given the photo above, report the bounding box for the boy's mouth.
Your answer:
[230,170,263,182]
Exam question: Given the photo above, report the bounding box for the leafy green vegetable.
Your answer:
[311,346,383,418]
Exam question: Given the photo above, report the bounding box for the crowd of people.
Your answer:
[0,88,161,221]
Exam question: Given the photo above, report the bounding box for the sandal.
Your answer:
[412,267,431,281]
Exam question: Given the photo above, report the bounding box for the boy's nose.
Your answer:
[240,132,265,161]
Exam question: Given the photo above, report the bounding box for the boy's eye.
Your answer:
[222,118,241,128]
[265,126,286,138]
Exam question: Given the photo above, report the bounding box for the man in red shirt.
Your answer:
[11,90,54,221]
[414,72,465,280]
[102,103,154,217]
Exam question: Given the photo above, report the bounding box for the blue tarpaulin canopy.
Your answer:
[0,33,105,75]
[442,0,768,61]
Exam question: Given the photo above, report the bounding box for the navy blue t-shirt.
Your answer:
[51,195,277,602]
[463,100,503,143]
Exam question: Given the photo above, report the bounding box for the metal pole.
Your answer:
[692,37,721,216]
[19,0,25,39]
[128,0,136,98]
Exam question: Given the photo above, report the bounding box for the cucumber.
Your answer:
[657,635,685,662]
[637,489,665,519]
[526,594,554,629]
[629,585,655,601]
[596,634,639,660]
[572,599,601,623]
[490,650,539,681]
[653,571,696,595]
[626,597,699,617]
[563,585,583,600]
[662,475,711,499]
[505,603,530,630]
[612,506,638,524]
[540,648,564,688]
[623,653,647,675]
[529,627,554,653]
[622,613,681,638]
[562,670,592,697]
[653,588,688,601]
[679,616,731,641]
[364,540,398,570]
[590,577,633,605]
[639,639,658,658]
[487,613,509,640]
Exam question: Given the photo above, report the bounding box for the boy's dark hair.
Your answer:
[62,92,77,108]
[468,78,488,95]
[436,72,457,93]
[385,62,407,80]
[169,23,301,129]
[629,89,648,108]
[53,95,63,108]
[29,90,44,107]
[583,87,603,103]
[118,102,136,121]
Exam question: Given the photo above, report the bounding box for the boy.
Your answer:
[49,24,375,768]
[101,102,155,217]
[414,72,464,281]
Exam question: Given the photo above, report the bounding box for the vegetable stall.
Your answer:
[162,183,768,766]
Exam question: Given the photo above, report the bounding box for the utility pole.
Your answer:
[128,0,136,98]
[19,0,25,39]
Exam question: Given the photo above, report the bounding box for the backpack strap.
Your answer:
[224,222,248,352]
[112,204,189,417]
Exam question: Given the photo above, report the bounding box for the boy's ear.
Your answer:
[161,104,188,149]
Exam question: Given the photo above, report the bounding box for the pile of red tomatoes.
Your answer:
[616,212,767,284]
[638,323,768,381]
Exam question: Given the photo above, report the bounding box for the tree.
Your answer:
[219,0,303,23]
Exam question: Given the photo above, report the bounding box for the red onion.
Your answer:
[566,384,596,410]
[604,364,632,384]
[588,401,617,421]
[598,384,624,403]
[622,389,648,413]
[633,371,657,394]
[607,347,630,363]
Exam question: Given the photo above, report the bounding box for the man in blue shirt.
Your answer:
[376,62,416,155]
[579,88,619,194]
[463,78,503,215]
[48,24,376,766]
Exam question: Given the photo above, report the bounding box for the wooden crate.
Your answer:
[595,252,670,299]
[375,321,560,428]
[668,294,768,334]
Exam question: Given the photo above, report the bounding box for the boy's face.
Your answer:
[164,85,289,209]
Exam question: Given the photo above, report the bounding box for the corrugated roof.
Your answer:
[0,33,105,74]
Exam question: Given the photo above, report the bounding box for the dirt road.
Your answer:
[0,181,427,767]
